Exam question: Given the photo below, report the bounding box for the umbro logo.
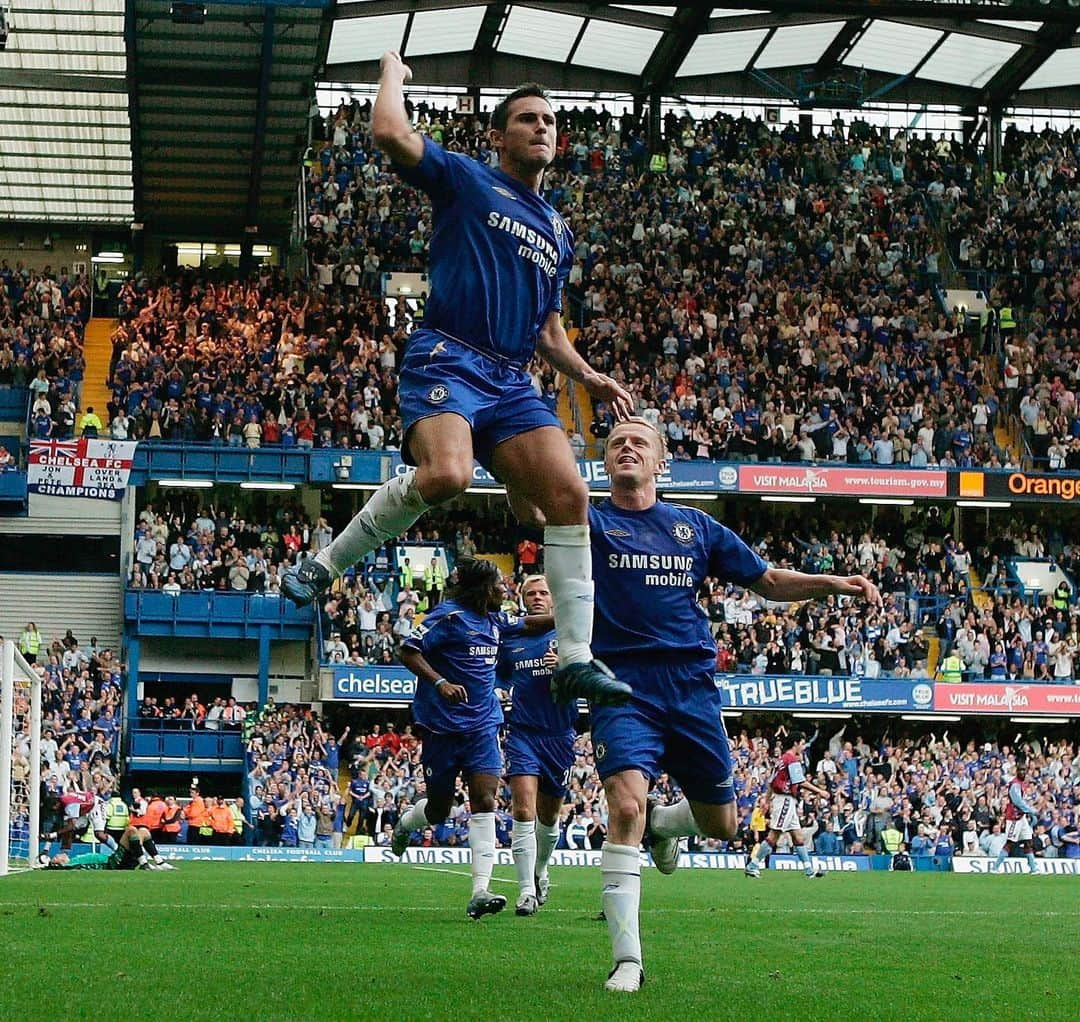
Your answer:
[492,185,518,201]
[604,528,631,538]
[511,647,525,653]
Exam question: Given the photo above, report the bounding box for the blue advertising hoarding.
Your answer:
[717,676,934,713]
[332,666,416,702]
[379,452,735,492]
[330,666,935,712]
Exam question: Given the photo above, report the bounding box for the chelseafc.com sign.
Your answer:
[332,667,417,702]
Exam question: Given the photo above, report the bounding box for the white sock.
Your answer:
[318,468,432,576]
[536,819,560,878]
[601,842,642,969]
[399,798,430,833]
[511,818,537,897]
[751,838,773,866]
[544,523,594,666]
[469,812,497,896]
[649,798,700,839]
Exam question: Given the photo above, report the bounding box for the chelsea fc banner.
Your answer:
[27,439,138,500]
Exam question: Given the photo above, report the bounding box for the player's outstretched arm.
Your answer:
[372,51,424,168]
[536,311,633,420]
[522,613,555,634]
[751,567,881,607]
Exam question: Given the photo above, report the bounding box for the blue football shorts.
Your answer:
[504,725,575,798]
[590,659,735,806]
[419,725,503,799]
[398,330,561,472]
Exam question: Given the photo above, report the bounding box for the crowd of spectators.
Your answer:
[244,701,347,848]
[727,724,1078,860]
[925,122,1080,469]
[127,498,331,594]
[240,705,1078,861]
[5,624,125,856]
[0,262,90,439]
[78,102,1080,472]
[304,97,1039,469]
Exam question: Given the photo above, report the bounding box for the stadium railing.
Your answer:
[124,589,314,638]
[0,388,29,423]
[127,719,244,771]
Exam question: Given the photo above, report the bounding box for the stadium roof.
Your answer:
[0,1,131,224]
[2,1,1080,231]
[0,0,332,233]
[324,1,1080,109]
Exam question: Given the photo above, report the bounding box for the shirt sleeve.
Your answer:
[392,136,470,203]
[401,607,453,655]
[496,611,527,639]
[706,516,768,587]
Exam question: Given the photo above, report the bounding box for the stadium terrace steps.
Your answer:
[0,572,122,653]
[556,328,579,440]
[969,567,992,611]
[81,318,116,430]
[925,633,941,679]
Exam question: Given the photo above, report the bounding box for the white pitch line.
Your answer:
[0,901,1067,919]
[414,866,519,885]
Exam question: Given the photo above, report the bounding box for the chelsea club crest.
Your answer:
[672,522,695,546]
[428,384,450,404]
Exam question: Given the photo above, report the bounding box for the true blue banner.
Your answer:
[717,676,935,713]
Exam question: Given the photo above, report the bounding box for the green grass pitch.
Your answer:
[1,863,1075,1022]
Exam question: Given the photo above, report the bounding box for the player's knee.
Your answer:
[536,474,588,525]
[608,789,645,828]
[417,461,472,503]
[472,793,497,814]
[702,818,737,842]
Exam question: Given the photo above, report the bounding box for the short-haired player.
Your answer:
[499,574,574,915]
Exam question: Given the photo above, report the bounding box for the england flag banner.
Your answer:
[27,439,137,500]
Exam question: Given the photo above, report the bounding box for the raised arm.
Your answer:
[751,567,881,606]
[371,51,424,168]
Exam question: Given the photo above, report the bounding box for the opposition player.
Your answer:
[41,790,96,850]
[577,418,878,992]
[392,558,553,919]
[991,761,1040,874]
[744,731,829,878]
[40,824,176,871]
[499,574,574,916]
[282,51,632,709]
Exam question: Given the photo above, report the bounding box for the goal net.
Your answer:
[1,640,41,875]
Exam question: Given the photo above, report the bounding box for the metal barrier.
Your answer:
[127,721,244,771]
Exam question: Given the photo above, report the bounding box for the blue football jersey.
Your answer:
[394,138,574,365]
[589,500,768,668]
[498,628,576,735]
[403,599,522,734]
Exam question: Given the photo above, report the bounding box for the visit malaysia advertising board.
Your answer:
[934,683,1080,715]
[738,465,948,498]
[717,676,934,712]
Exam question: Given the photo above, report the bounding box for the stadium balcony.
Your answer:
[127,722,244,774]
